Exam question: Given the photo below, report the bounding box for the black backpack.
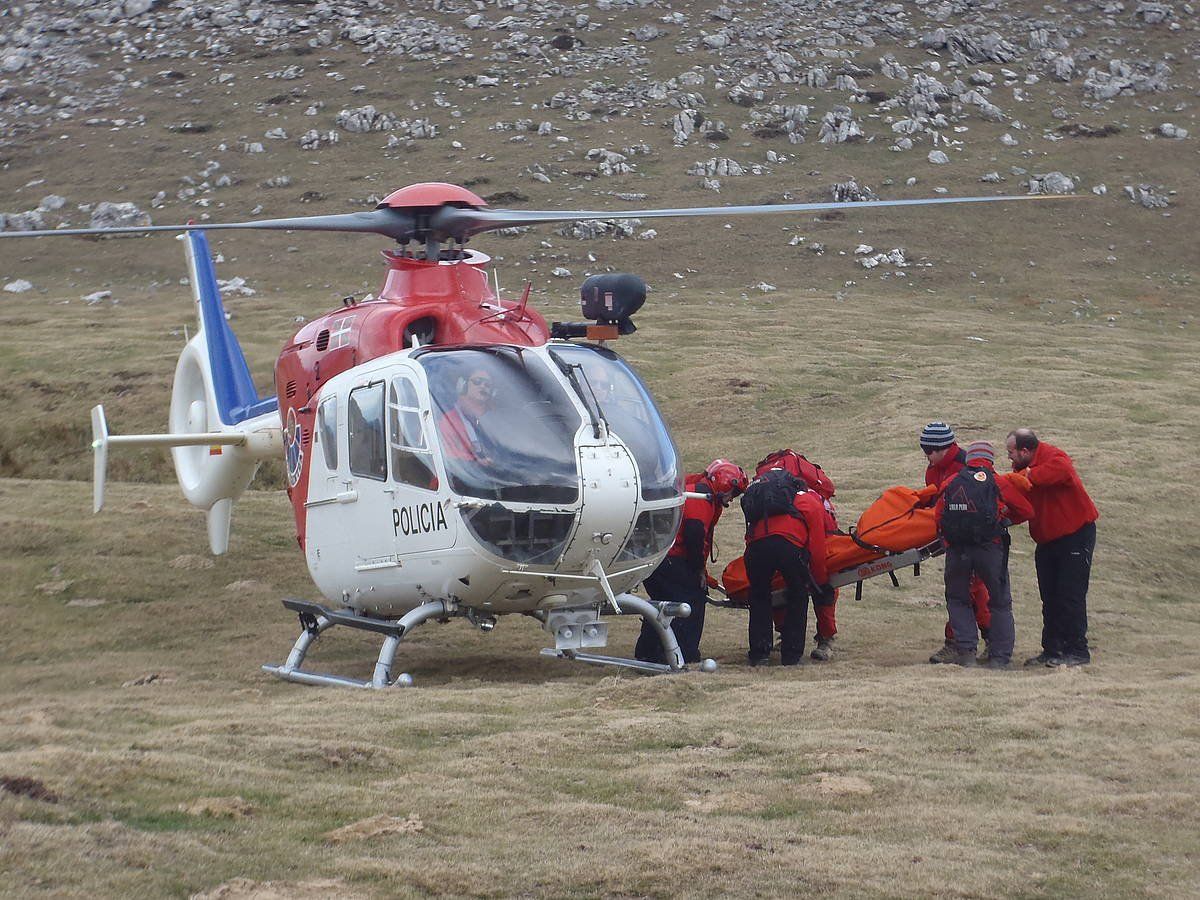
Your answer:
[741,468,807,525]
[939,467,1001,546]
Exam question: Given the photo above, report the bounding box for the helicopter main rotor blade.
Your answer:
[434,193,1076,241]
[0,208,418,242]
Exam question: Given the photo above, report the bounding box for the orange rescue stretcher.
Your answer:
[716,475,1030,607]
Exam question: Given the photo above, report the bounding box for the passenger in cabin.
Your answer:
[438,365,499,465]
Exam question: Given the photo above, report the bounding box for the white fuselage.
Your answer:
[301,343,682,617]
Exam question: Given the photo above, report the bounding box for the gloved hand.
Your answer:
[813,582,836,606]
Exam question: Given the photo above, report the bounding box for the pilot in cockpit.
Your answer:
[438,365,499,465]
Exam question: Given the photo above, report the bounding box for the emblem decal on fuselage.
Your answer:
[285,406,304,487]
[393,503,448,537]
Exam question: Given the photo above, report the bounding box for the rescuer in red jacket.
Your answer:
[935,441,1034,668]
[634,460,748,665]
[743,473,830,666]
[1006,428,1099,667]
[919,421,994,664]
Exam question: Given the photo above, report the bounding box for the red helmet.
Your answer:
[705,459,749,499]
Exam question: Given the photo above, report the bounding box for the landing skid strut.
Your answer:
[538,592,718,675]
[262,597,459,689]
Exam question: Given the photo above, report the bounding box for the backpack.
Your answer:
[741,468,807,525]
[939,467,1001,546]
[755,448,836,500]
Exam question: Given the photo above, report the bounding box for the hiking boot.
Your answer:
[985,657,1011,670]
[780,657,807,667]
[810,638,835,662]
[953,651,977,668]
[1046,657,1094,672]
[1024,652,1056,667]
[748,656,770,668]
[929,640,957,664]
[977,640,993,665]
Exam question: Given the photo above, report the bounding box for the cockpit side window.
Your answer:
[317,395,338,471]
[550,344,681,501]
[348,382,387,481]
[388,376,437,490]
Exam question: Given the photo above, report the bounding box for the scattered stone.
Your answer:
[336,106,397,133]
[688,158,749,177]
[36,579,72,595]
[1,210,46,232]
[83,290,113,305]
[1124,184,1170,209]
[860,248,909,269]
[1028,172,1076,195]
[818,106,864,144]
[928,150,950,165]
[831,180,877,203]
[1159,123,1188,139]
[4,279,33,293]
[91,202,150,231]
[299,130,339,151]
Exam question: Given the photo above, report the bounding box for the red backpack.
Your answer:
[755,449,836,501]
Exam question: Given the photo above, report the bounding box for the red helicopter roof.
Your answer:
[377,182,487,210]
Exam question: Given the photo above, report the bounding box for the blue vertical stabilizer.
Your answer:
[187,231,278,426]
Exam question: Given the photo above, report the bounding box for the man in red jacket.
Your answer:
[1006,428,1099,667]
[743,470,830,666]
[919,421,993,664]
[635,460,748,665]
[935,441,1034,668]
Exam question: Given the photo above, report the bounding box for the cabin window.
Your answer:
[388,376,437,489]
[348,382,387,481]
[317,395,338,471]
[417,348,582,504]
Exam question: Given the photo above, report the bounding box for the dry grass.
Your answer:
[2,290,1199,897]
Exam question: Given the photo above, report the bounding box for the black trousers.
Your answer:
[746,535,812,664]
[635,555,706,663]
[1034,521,1096,659]
[944,538,1015,662]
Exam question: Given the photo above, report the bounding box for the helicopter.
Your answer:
[1,182,1064,688]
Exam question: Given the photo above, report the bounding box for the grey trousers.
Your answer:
[944,540,1014,662]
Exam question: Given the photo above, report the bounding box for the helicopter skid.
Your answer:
[539,648,677,674]
[538,593,718,676]
[261,597,458,689]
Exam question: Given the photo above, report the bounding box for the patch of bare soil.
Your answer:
[322,813,425,844]
[181,796,254,819]
[170,555,215,571]
[190,878,360,900]
[0,775,59,803]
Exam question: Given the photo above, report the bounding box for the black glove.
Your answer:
[813,583,836,606]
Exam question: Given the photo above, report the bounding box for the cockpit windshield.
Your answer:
[417,348,583,503]
[550,344,681,501]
